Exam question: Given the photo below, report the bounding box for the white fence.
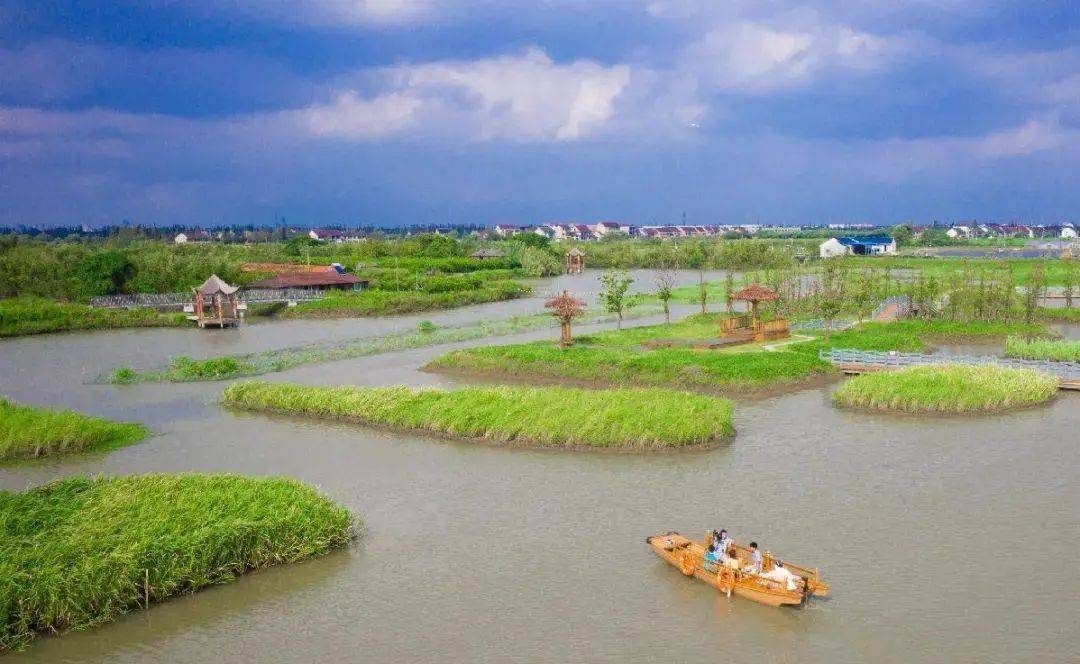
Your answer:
[821,348,1080,381]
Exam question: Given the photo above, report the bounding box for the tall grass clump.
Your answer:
[0,399,149,460]
[833,365,1058,414]
[0,474,355,651]
[223,381,735,449]
[1004,336,1080,362]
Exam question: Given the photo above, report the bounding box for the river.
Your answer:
[1,271,1077,664]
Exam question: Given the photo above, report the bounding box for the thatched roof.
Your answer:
[195,274,239,295]
[731,283,780,302]
[470,248,505,259]
[566,247,585,257]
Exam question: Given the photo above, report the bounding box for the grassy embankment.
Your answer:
[0,399,148,461]
[427,314,1052,394]
[0,298,185,338]
[107,305,663,383]
[223,381,734,449]
[833,364,1059,414]
[1004,336,1080,362]
[0,474,354,652]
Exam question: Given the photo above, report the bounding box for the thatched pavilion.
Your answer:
[192,275,242,328]
[724,283,789,341]
[565,247,585,274]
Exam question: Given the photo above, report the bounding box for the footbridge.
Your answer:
[90,289,326,310]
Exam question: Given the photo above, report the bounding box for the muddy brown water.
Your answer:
[1,272,1077,663]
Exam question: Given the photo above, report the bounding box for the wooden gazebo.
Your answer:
[722,283,789,341]
[565,247,585,274]
[191,274,242,329]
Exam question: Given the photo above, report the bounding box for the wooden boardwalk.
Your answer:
[91,288,326,310]
[821,349,1080,391]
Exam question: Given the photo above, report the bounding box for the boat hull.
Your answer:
[646,532,826,607]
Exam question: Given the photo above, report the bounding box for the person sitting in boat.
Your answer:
[743,542,763,574]
[704,533,723,564]
[714,529,733,559]
[762,559,802,591]
[721,546,741,570]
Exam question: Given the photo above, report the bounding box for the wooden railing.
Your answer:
[721,315,752,332]
[753,319,790,334]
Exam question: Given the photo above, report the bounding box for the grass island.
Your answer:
[832,364,1059,414]
[0,474,355,652]
[0,399,149,461]
[425,313,1055,397]
[223,381,735,449]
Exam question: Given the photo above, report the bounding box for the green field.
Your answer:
[0,399,149,461]
[223,381,735,449]
[0,474,355,652]
[833,364,1059,414]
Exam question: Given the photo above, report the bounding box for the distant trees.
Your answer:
[74,251,134,297]
[545,290,586,347]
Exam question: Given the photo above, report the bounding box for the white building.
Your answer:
[820,236,898,259]
[1062,223,1078,240]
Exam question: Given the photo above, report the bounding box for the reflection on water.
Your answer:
[1,271,1078,663]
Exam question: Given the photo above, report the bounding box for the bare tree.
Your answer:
[654,266,677,324]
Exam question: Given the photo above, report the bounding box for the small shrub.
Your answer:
[169,356,243,381]
[418,320,437,334]
[111,367,138,384]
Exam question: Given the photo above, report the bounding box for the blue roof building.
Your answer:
[820,235,897,258]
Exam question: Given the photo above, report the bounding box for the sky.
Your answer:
[1,1,1078,227]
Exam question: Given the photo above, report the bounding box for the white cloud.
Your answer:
[298,48,632,142]
[974,118,1066,158]
[393,48,631,140]
[687,20,897,93]
[302,91,422,138]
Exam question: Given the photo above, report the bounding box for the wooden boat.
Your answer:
[646,531,829,607]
